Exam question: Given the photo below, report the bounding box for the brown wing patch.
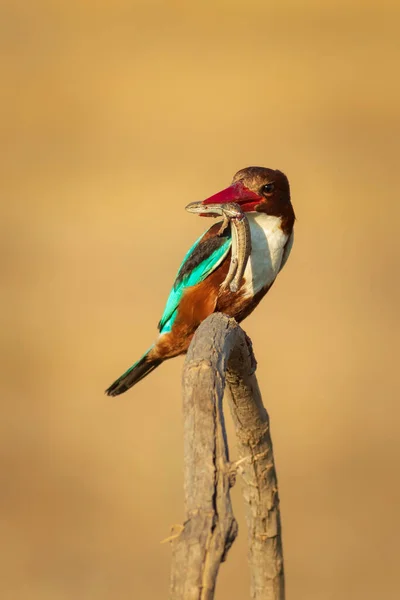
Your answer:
[175,221,230,287]
[176,253,231,326]
[152,256,275,361]
[153,254,230,359]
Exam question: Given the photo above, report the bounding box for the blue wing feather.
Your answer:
[158,226,231,333]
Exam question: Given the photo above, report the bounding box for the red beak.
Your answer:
[201,181,261,207]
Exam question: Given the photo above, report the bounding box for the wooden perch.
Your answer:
[169,313,284,600]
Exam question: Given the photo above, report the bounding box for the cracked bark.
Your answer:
[169,313,284,600]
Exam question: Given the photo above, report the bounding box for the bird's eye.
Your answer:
[262,183,275,195]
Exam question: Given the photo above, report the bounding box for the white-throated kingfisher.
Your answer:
[106,166,295,396]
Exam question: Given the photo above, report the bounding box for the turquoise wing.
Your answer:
[158,227,231,334]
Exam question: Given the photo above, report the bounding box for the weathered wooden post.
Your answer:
[169,313,284,600]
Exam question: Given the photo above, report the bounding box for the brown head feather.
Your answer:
[232,166,295,234]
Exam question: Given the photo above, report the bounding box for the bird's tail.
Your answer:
[105,347,162,397]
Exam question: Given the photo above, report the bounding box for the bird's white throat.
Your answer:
[242,212,291,297]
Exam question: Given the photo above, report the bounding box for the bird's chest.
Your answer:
[242,213,289,296]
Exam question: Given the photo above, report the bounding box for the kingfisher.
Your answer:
[106,166,295,396]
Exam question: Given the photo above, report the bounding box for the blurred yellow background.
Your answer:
[1,1,400,598]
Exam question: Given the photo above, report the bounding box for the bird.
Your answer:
[106,166,295,396]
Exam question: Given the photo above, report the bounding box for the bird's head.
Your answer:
[201,166,292,216]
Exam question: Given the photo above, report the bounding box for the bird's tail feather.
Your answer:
[105,348,162,396]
